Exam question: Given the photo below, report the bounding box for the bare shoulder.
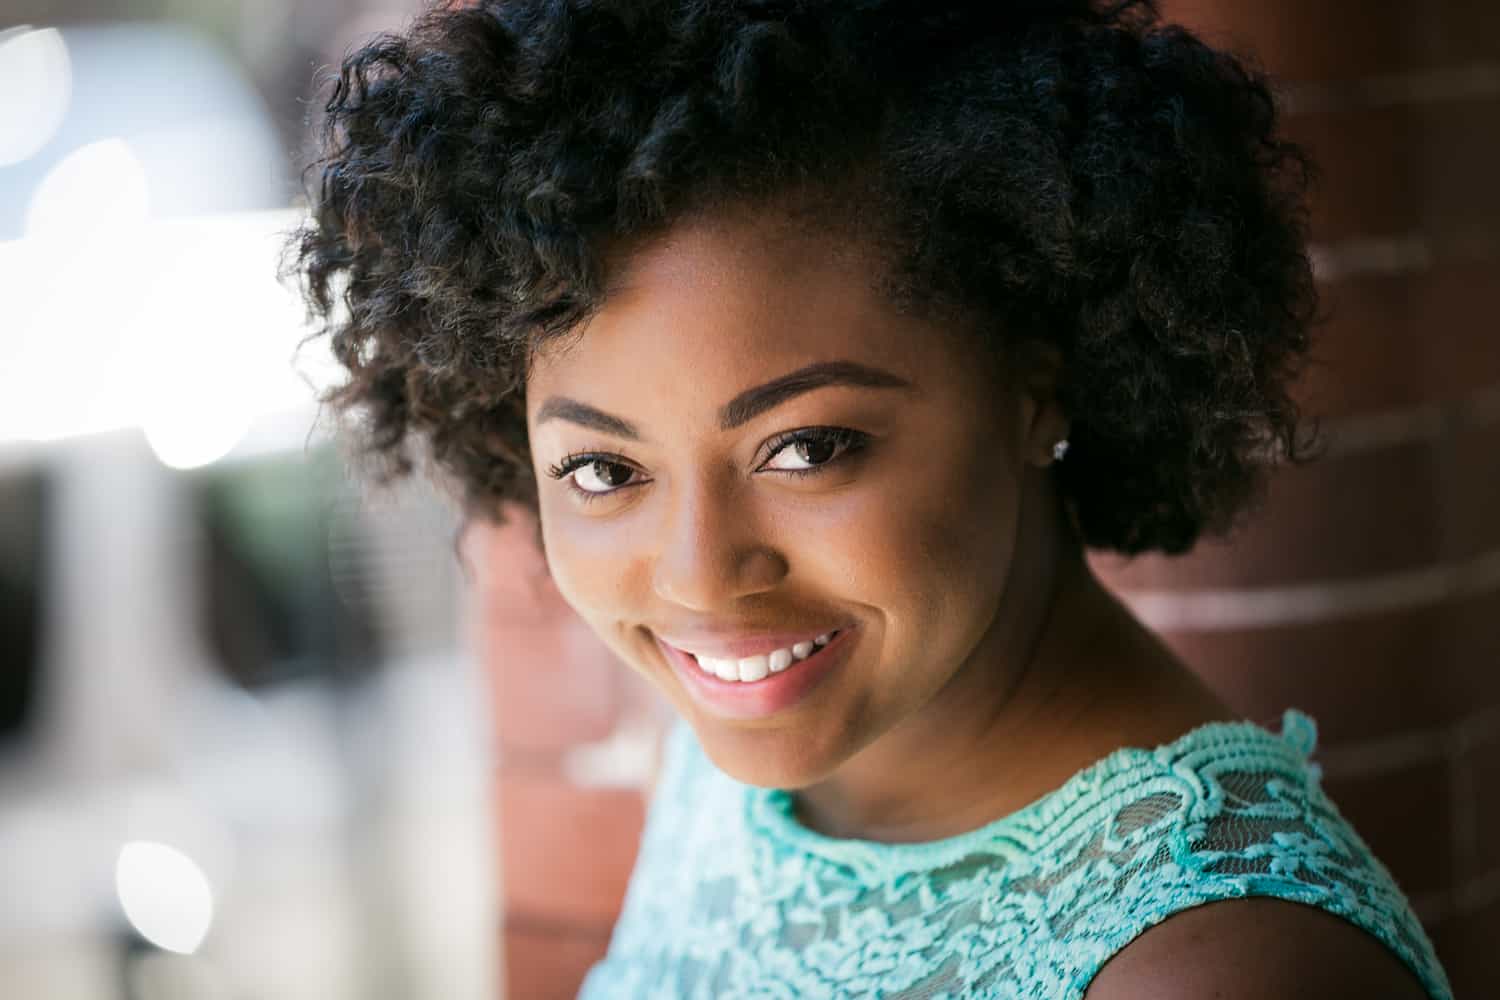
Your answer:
[1082,897,1433,1000]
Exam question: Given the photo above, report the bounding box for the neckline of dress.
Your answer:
[742,707,1319,881]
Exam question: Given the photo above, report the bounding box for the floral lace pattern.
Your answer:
[578,709,1453,1000]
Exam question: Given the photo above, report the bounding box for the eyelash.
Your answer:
[544,426,869,503]
[760,426,867,478]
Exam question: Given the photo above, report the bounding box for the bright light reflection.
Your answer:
[25,137,149,236]
[115,841,215,955]
[0,209,337,447]
[144,406,252,470]
[0,26,71,167]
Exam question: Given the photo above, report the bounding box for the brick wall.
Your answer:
[1102,3,1500,996]
[466,510,669,999]
[471,3,1499,996]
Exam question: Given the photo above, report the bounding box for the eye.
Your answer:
[574,459,637,493]
[546,453,643,499]
[759,427,867,475]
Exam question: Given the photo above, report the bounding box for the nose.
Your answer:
[650,478,788,611]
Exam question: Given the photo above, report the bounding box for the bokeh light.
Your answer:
[24,136,149,236]
[0,26,72,167]
[115,841,215,955]
[1,8,496,1000]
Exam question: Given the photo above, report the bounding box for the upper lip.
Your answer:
[655,626,848,660]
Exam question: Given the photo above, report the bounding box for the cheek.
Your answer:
[537,499,651,627]
[817,456,1019,644]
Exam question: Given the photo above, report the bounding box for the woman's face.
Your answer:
[525,211,1061,789]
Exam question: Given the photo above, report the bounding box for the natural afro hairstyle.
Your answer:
[290,0,1319,556]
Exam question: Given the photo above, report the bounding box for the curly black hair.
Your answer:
[290,0,1319,556]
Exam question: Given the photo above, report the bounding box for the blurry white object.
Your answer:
[0,20,498,999]
[124,779,238,905]
[0,208,337,456]
[24,136,149,235]
[115,841,215,955]
[0,21,318,463]
[0,23,284,236]
[0,26,71,168]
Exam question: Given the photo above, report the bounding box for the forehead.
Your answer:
[527,212,976,401]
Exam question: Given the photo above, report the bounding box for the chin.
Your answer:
[687,713,847,790]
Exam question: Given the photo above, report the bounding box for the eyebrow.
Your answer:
[534,360,913,440]
[533,397,643,440]
[717,361,912,430]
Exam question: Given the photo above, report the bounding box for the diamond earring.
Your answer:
[1052,439,1070,462]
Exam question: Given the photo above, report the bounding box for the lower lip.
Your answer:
[658,629,856,720]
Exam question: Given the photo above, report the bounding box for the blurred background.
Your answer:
[0,2,501,998]
[0,1,1496,999]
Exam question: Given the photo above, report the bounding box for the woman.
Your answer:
[292,1,1455,996]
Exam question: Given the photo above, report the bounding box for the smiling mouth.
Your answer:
[676,630,843,683]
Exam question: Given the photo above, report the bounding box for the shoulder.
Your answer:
[1082,897,1433,1000]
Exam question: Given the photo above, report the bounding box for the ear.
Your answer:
[1011,341,1070,468]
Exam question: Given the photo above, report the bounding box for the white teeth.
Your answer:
[688,630,841,683]
[737,655,769,682]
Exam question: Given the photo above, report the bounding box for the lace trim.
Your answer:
[582,707,1454,1000]
[745,709,1321,884]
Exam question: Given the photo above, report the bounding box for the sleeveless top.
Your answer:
[577,708,1454,999]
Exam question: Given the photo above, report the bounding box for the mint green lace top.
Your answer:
[578,709,1454,999]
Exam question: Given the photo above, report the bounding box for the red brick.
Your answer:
[1281,98,1500,244]
[1293,262,1500,419]
[1161,0,1408,84]
[1401,0,1500,70]
[503,921,612,1000]
[463,510,572,626]
[1427,896,1500,1000]
[1407,100,1500,249]
[1458,729,1500,882]
[486,616,629,757]
[1090,436,1445,590]
[1092,416,1500,595]
[464,509,639,755]
[1385,268,1500,407]
[1282,105,1421,242]
[1161,0,1500,84]
[1440,589,1500,713]
[1161,599,1479,747]
[1321,759,1457,901]
[1449,418,1500,558]
[1295,278,1422,418]
[498,774,645,925]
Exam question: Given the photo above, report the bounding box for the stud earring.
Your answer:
[1052,439,1070,462]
